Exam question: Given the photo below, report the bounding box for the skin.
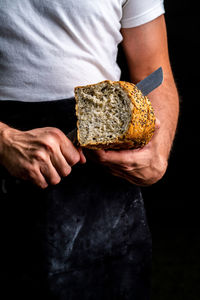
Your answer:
[84,15,179,186]
[0,125,86,189]
[0,15,179,188]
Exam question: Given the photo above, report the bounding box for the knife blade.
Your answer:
[136,67,163,96]
[67,67,163,142]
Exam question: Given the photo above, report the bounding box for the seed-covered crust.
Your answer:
[74,80,156,150]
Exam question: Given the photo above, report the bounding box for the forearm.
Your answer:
[147,70,179,159]
[121,15,179,160]
[90,16,179,186]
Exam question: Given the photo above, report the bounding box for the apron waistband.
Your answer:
[0,98,77,133]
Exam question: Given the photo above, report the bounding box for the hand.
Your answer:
[84,119,167,186]
[0,127,86,188]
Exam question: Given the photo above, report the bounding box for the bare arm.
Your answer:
[86,15,179,186]
[121,15,179,159]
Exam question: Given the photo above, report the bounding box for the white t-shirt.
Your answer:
[0,0,165,102]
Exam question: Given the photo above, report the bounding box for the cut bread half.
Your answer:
[74,80,156,150]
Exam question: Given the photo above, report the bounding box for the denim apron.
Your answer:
[0,98,152,300]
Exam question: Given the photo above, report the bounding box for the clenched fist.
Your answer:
[0,126,86,188]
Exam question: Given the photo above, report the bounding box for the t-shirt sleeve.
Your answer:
[121,0,165,28]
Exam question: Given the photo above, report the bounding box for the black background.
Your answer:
[1,1,198,298]
[118,1,199,299]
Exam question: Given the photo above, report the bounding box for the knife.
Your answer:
[67,67,163,143]
[136,66,163,96]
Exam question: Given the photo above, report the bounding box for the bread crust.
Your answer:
[74,80,156,150]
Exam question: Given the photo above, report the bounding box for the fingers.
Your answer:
[38,135,86,186]
[29,130,85,187]
[37,142,79,186]
[49,144,72,177]
[31,169,48,189]
[27,154,68,188]
[23,163,49,189]
[60,137,82,166]
[85,117,162,166]
[90,149,134,166]
[39,156,61,185]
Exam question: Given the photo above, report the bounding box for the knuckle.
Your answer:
[43,136,57,152]
[48,127,63,140]
[42,129,63,151]
[34,149,48,162]
[147,158,168,185]
[156,158,168,180]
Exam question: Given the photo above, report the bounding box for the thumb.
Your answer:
[155,117,160,129]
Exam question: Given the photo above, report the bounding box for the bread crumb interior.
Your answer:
[76,82,132,145]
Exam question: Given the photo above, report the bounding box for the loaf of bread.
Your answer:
[74,80,156,150]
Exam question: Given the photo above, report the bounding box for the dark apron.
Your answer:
[0,99,152,300]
